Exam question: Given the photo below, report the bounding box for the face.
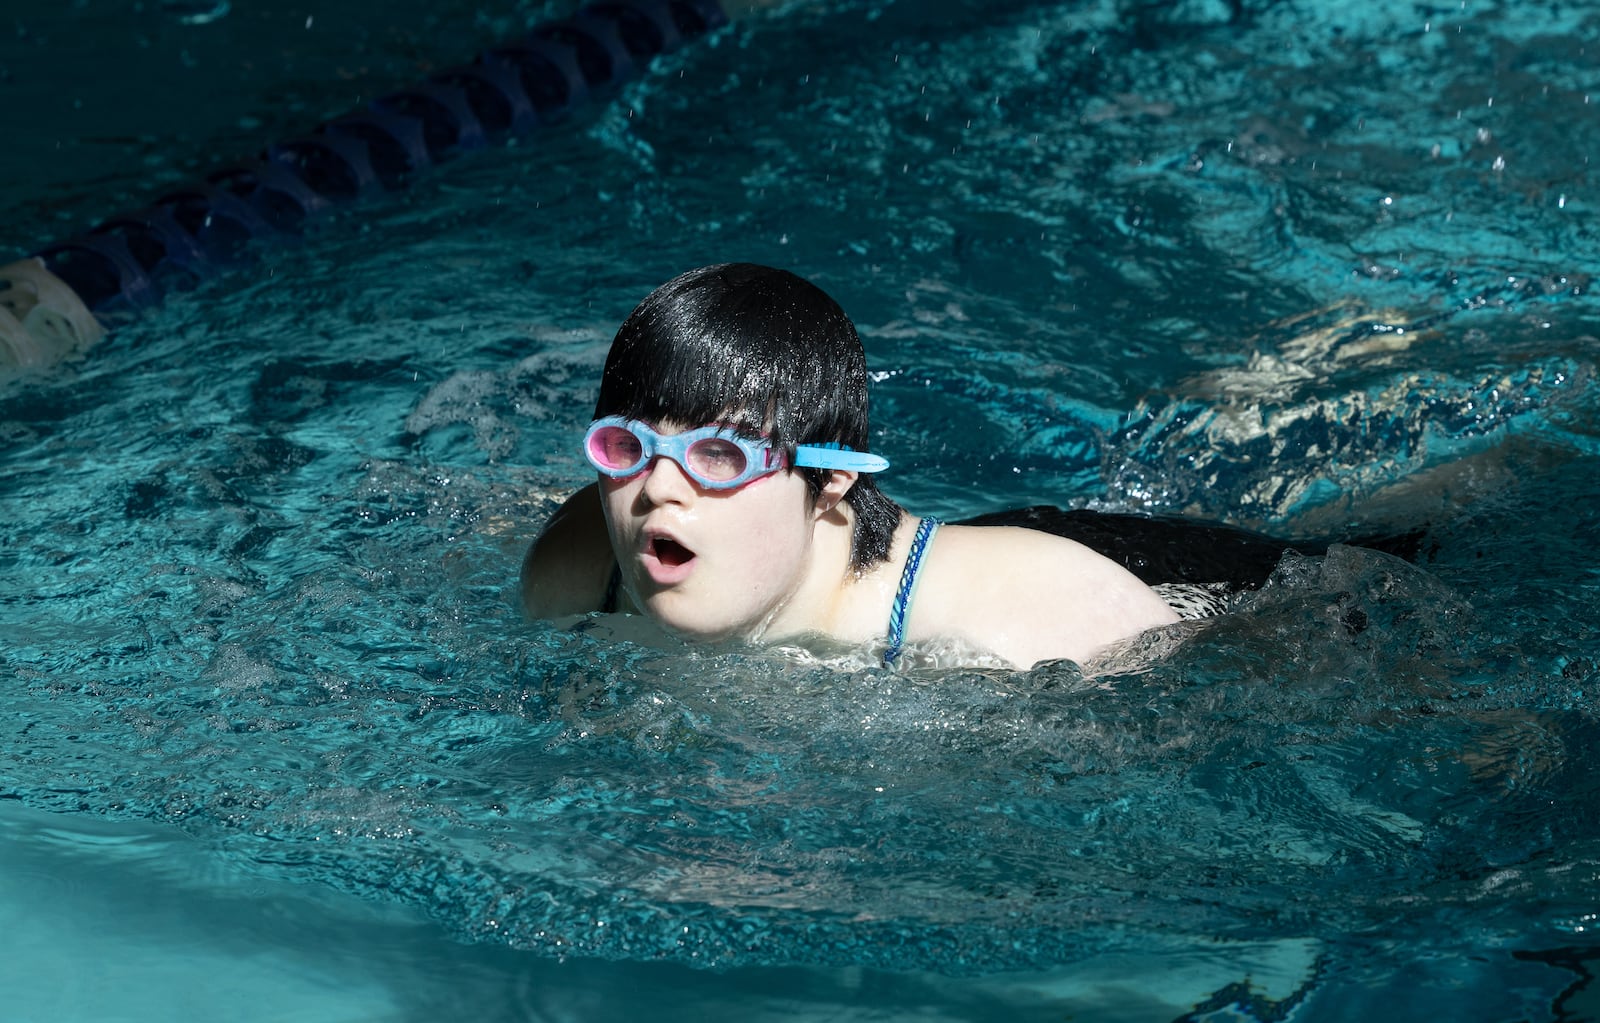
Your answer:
[1,259,104,348]
[596,421,830,643]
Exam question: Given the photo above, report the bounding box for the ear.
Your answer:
[813,470,858,516]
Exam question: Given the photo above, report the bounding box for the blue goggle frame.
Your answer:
[583,416,889,490]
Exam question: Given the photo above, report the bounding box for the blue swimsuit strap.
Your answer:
[884,517,942,667]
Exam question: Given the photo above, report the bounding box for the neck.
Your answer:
[748,501,864,644]
[753,506,919,650]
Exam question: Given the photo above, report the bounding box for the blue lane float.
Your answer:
[29,0,728,318]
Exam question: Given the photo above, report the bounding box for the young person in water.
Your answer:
[521,262,1185,669]
[0,257,105,375]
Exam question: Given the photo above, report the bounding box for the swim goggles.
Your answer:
[584,416,889,490]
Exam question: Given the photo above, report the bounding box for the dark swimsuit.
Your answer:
[878,509,1428,665]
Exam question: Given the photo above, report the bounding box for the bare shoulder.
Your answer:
[913,523,1179,667]
[934,523,1153,582]
[520,483,615,618]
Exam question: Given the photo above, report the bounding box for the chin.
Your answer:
[659,620,747,646]
[641,598,747,645]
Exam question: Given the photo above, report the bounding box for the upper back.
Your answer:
[520,483,615,618]
[900,523,1180,668]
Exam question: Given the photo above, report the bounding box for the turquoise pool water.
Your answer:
[4,0,1599,1019]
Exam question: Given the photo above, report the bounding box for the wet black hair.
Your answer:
[594,263,903,570]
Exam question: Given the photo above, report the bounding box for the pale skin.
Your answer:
[521,436,1179,669]
[0,258,105,374]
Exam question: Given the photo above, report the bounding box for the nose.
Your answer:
[637,453,698,506]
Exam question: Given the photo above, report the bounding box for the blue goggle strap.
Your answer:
[793,442,890,474]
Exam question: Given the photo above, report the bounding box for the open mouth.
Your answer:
[651,536,696,568]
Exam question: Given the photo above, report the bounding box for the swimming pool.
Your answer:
[4,0,1599,1018]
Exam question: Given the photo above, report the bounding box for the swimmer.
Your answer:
[0,257,105,374]
[520,262,1182,669]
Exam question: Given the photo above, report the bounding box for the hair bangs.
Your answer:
[598,333,794,443]
[594,263,864,456]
